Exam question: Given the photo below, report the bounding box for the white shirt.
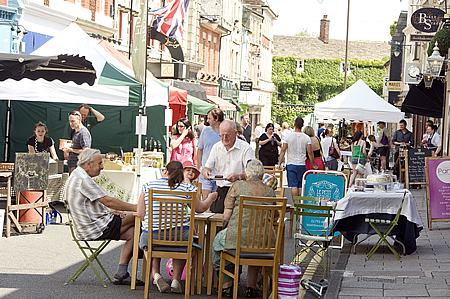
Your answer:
[204,138,255,187]
[321,137,334,161]
[282,131,311,165]
[255,126,264,138]
[429,132,442,148]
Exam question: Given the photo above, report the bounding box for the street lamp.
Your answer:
[427,42,445,78]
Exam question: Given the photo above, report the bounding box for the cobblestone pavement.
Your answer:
[326,188,450,299]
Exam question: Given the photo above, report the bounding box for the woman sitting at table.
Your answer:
[349,130,367,187]
[26,121,59,161]
[137,160,217,293]
[212,159,276,298]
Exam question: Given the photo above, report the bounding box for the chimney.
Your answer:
[320,15,330,44]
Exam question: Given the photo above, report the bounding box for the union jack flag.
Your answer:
[152,0,190,41]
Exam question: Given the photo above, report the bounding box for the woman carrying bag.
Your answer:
[349,131,367,187]
[303,126,325,171]
[321,129,341,170]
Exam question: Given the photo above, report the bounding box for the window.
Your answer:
[296,59,304,73]
[298,90,303,102]
[414,42,421,61]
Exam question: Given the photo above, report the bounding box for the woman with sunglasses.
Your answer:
[170,118,197,165]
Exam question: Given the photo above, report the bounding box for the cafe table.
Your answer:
[333,189,423,255]
[192,212,214,294]
[205,213,224,295]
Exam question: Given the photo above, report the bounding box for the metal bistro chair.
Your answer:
[293,196,336,278]
[365,191,407,261]
[64,202,112,287]
[217,196,287,299]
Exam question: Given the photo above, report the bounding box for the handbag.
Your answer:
[328,138,340,159]
[278,264,302,299]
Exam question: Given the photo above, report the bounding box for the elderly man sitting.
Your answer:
[65,148,141,285]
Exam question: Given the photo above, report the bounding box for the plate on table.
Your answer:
[364,188,374,192]
[209,176,227,180]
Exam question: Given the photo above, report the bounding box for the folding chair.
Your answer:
[217,196,287,299]
[365,191,407,261]
[143,189,200,299]
[292,196,335,278]
[64,203,112,287]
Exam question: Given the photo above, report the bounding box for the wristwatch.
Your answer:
[238,173,242,180]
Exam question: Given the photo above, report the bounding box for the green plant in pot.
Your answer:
[427,28,450,57]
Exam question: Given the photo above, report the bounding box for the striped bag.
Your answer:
[278,264,302,299]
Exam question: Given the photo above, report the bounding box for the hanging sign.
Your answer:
[425,157,450,229]
[387,81,402,91]
[411,8,445,33]
[240,81,253,91]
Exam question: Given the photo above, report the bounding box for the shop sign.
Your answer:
[240,81,253,91]
[221,89,233,99]
[411,8,445,33]
[410,34,434,42]
[387,81,402,91]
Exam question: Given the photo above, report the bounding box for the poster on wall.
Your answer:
[425,157,450,229]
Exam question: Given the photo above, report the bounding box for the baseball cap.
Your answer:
[262,173,278,190]
[182,161,200,180]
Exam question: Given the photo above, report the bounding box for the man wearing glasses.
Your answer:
[202,120,255,213]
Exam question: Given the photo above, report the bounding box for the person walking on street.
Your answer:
[62,104,105,139]
[240,114,252,144]
[258,123,281,167]
[377,121,390,171]
[304,126,325,171]
[63,111,91,174]
[194,117,205,138]
[169,118,196,165]
[392,119,414,177]
[317,122,325,140]
[321,128,341,170]
[254,122,264,158]
[349,131,367,187]
[277,116,317,198]
[197,108,224,201]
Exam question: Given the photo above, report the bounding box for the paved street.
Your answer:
[1,188,449,299]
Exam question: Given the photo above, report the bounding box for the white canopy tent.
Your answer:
[314,79,404,123]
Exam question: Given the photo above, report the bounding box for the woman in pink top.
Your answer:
[170,118,197,165]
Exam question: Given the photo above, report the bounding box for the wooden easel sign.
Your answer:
[425,156,450,230]
[405,148,433,189]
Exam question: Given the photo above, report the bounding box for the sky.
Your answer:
[269,0,409,42]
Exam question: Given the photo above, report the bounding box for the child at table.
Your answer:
[137,161,217,293]
[182,161,200,186]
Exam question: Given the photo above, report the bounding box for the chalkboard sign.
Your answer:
[405,148,433,186]
[425,157,450,230]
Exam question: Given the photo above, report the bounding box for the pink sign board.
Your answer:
[426,158,450,219]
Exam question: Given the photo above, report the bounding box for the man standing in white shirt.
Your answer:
[202,120,255,213]
[254,122,265,158]
[277,116,317,197]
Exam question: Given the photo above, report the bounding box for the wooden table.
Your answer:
[193,213,214,294]
[205,213,223,295]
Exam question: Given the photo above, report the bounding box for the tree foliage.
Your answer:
[295,28,318,37]
[427,28,450,57]
[390,21,398,38]
[271,56,387,126]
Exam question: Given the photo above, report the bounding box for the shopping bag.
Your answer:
[356,162,366,175]
[364,162,372,177]
[278,264,302,299]
[337,159,345,171]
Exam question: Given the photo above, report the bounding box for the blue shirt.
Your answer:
[140,178,196,232]
[317,127,325,140]
[196,126,221,170]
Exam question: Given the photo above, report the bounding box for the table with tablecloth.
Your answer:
[333,190,423,254]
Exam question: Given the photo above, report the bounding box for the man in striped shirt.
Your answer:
[65,148,141,285]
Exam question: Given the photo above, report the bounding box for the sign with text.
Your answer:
[425,157,450,229]
[410,34,434,42]
[405,148,433,186]
[411,8,445,33]
[387,81,402,91]
[240,81,253,91]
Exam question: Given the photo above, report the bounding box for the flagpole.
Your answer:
[128,0,133,60]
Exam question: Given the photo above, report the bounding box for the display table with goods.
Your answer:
[333,188,422,254]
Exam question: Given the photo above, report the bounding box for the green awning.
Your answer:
[187,95,215,115]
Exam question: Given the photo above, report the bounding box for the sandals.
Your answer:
[113,272,144,286]
[246,287,259,298]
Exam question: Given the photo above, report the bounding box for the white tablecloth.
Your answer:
[335,190,423,228]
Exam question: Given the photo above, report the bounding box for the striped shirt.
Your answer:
[65,167,112,240]
[141,178,196,232]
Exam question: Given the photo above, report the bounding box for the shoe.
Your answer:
[113,272,145,286]
[171,279,182,293]
[245,287,259,298]
[222,286,233,298]
[153,273,170,293]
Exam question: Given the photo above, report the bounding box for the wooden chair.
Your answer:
[143,189,200,299]
[339,170,351,188]
[263,165,275,170]
[217,196,287,299]
[131,213,147,290]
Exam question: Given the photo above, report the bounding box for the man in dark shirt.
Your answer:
[62,104,105,139]
[63,111,92,174]
[391,119,414,177]
[240,114,251,144]
[194,117,205,138]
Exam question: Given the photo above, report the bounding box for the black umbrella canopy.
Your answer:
[0,53,96,86]
[401,79,444,118]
